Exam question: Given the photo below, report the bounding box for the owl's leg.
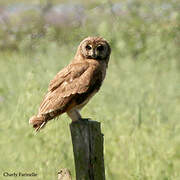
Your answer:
[67,109,82,122]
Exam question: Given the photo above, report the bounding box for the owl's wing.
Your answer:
[48,62,89,91]
[38,62,99,115]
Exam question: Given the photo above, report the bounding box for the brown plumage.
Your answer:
[29,37,111,131]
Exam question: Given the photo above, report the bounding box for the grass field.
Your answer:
[0,0,180,180]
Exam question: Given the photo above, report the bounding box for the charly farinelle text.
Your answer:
[3,172,37,177]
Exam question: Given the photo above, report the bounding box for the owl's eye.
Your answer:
[97,45,104,51]
[85,45,92,50]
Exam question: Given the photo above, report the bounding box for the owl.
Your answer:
[29,37,111,131]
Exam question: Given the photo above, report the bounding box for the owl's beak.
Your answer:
[91,53,97,59]
[87,53,97,59]
[91,50,98,59]
[87,50,98,59]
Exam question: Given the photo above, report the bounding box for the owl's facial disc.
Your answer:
[83,43,107,60]
[79,37,111,61]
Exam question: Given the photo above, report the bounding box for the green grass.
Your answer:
[0,0,180,179]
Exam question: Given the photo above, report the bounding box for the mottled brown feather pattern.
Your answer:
[29,37,111,131]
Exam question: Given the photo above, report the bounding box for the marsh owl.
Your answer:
[29,37,111,131]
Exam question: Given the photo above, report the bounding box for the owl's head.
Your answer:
[77,37,111,62]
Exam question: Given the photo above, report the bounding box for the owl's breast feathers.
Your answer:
[37,60,106,119]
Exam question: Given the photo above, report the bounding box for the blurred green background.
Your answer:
[0,0,180,179]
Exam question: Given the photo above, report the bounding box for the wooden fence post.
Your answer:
[70,119,105,180]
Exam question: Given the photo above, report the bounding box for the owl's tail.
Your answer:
[29,115,47,132]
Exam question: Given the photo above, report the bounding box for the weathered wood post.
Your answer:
[70,119,105,180]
